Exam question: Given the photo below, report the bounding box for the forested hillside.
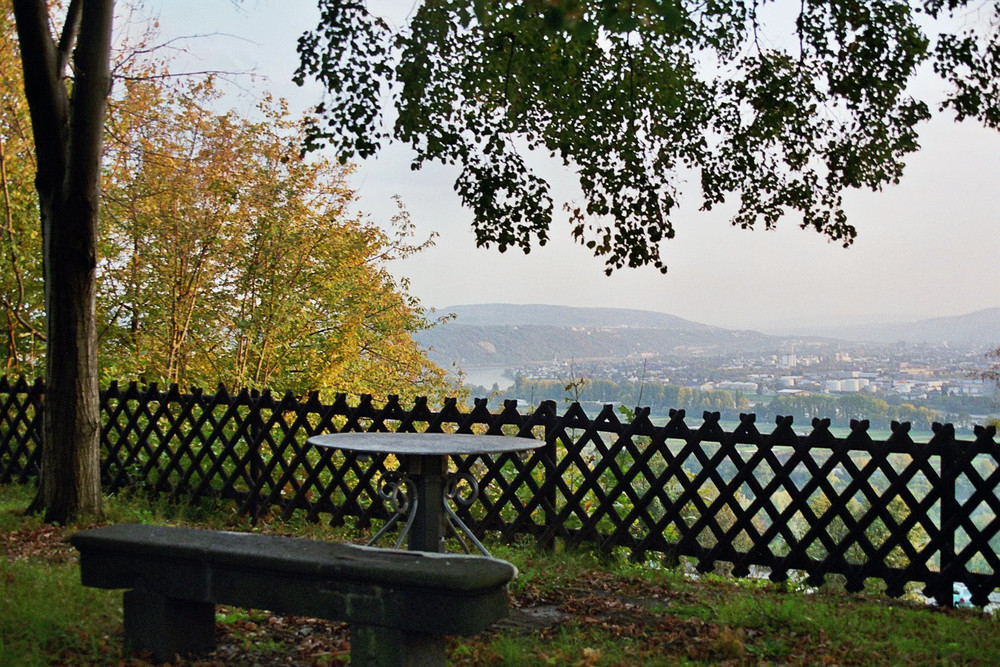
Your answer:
[416,304,781,366]
[441,303,717,330]
[792,308,1000,346]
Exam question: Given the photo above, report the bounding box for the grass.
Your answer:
[0,485,119,666]
[0,558,120,666]
[1,481,999,665]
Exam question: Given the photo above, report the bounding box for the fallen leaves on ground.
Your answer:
[0,523,76,563]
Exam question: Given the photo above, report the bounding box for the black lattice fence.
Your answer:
[1,375,998,608]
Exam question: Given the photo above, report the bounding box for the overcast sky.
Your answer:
[145,0,1000,333]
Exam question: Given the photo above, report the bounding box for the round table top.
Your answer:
[307,432,543,456]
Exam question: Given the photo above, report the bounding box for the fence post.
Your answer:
[27,377,44,481]
[934,423,958,607]
[539,400,558,551]
[248,390,265,523]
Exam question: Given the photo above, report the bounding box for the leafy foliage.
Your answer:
[99,71,451,399]
[0,5,42,375]
[931,0,1000,129]
[513,374,750,414]
[296,0,999,273]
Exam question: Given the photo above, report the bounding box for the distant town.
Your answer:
[465,338,997,434]
[511,339,988,398]
[428,305,1000,434]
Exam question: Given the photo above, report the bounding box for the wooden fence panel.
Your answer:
[0,376,43,483]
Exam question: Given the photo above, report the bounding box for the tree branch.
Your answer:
[56,0,84,78]
[65,0,113,209]
[0,294,46,342]
[12,0,69,188]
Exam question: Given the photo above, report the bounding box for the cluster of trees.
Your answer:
[0,6,452,400]
[0,8,40,375]
[510,375,752,417]
[500,375,944,429]
[765,393,939,431]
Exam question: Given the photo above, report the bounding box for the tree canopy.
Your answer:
[296,0,1000,274]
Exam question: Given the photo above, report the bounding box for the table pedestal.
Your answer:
[405,455,447,552]
[366,454,490,555]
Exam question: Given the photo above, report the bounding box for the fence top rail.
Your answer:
[2,376,996,454]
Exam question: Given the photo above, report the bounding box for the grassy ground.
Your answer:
[1,482,998,665]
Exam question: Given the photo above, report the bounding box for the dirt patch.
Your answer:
[493,604,571,633]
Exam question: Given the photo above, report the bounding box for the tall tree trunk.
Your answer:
[13,0,113,523]
[37,193,102,522]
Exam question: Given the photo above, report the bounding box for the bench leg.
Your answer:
[351,624,446,667]
[123,588,215,661]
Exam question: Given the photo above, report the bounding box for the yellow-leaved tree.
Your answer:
[98,74,454,401]
[0,5,41,374]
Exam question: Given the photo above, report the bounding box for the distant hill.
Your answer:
[443,303,714,331]
[788,308,1000,347]
[415,304,1000,370]
[415,304,783,367]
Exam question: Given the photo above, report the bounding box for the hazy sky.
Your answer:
[146,1,1000,333]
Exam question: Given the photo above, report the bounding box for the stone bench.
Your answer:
[70,524,517,666]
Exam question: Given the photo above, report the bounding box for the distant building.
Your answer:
[953,380,989,396]
[717,381,759,393]
[825,378,869,393]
